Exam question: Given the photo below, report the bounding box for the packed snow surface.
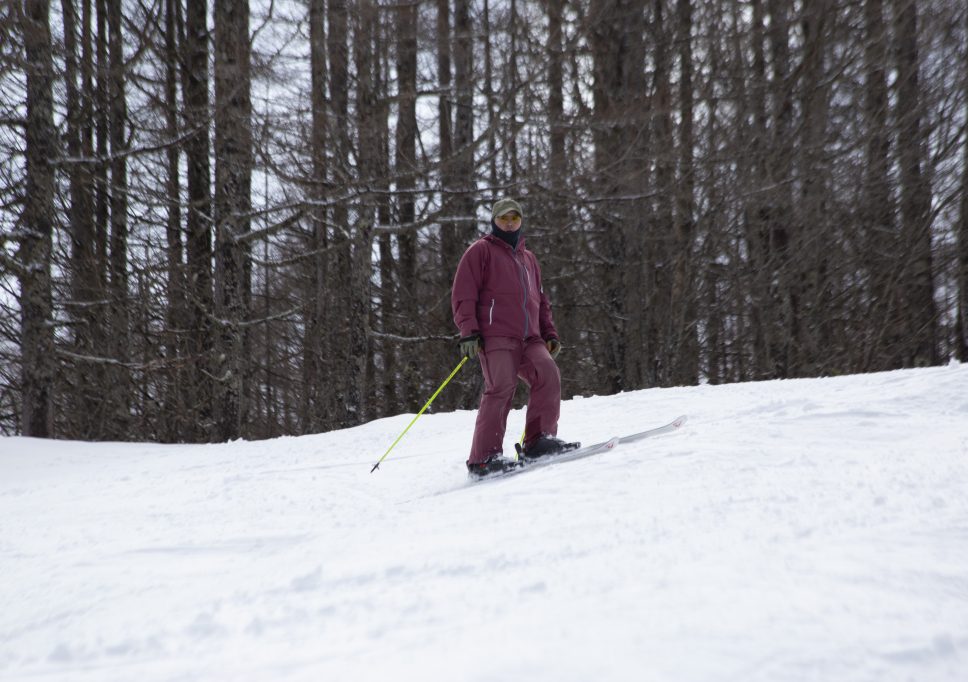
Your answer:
[3,365,968,681]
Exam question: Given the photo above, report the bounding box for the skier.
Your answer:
[451,198,574,476]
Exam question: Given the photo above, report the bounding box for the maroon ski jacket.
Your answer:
[451,234,558,343]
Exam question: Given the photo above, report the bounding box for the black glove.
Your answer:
[459,334,483,359]
[545,338,561,359]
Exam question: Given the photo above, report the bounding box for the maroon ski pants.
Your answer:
[468,337,560,465]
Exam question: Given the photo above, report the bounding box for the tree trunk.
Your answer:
[892,0,937,366]
[862,0,900,369]
[163,0,187,441]
[350,0,382,424]
[183,0,215,440]
[544,0,578,390]
[448,0,476,411]
[672,0,698,385]
[373,8,393,416]
[106,0,129,435]
[507,0,520,181]
[328,0,352,428]
[765,0,797,377]
[741,0,796,379]
[453,0,474,240]
[589,0,649,392]
[481,0,497,188]
[547,0,565,193]
[18,0,57,437]
[958,132,968,359]
[436,0,463,409]
[797,0,832,373]
[652,0,675,387]
[437,0,459,292]
[743,0,772,379]
[394,0,419,410]
[304,0,328,432]
[213,0,253,440]
[62,0,102,437]
[94,0,109,293]
[958,4,968,361]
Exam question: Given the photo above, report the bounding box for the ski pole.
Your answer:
[515,429,526,461]
[370,356,469,473]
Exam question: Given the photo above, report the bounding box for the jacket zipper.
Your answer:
[515,252,530,339]
[489,298,495,325]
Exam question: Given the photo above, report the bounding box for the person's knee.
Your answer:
[531,359,560,390]
[484,380,516,401]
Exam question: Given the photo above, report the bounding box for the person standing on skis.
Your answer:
[451,198,574,476]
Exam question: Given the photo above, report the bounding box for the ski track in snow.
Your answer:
[2,365,968,681]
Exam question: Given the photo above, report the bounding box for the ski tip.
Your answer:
[672,415,688,428]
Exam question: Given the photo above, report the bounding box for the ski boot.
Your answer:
[466,455,518,478]
[517,434,580,460]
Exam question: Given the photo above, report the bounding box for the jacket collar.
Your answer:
[483,232,526,252]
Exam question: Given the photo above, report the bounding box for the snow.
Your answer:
[2,365,968,681]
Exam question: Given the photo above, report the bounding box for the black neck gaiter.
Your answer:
[491,220,521,251]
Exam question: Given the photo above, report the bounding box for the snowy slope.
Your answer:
[2,365,968,682]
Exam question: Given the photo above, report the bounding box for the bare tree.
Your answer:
[328,0,352,428]
[105,0,130,435]
[672,0,698,384]
[162,0,188,440]
[543,0,579,386]
[213,0,253,439]
[893,0,938,366]
[304,0,329,432]
[393,0,419,410]
[862,0,899,369]
[61,0,102,436]
[436,0,458,283]
[2,0,965,442]
[453,0,475,231]
[350,0,383,423]
[652,0,676,386]
[588,0,650,392]
[17,0,56,437]
[959,3,968,361]
[183,0,215,440]
[795,0,832,372]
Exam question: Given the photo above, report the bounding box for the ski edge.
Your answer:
[617,413,687,444]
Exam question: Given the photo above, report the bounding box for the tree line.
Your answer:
[1,0,966,442]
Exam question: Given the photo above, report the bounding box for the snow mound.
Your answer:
[2,364,968,681]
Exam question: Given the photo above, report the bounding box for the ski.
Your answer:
[472,414,688,480]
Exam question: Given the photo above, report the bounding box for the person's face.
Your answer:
[495,211,522,232]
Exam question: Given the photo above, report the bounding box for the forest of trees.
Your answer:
[1,0,966,443]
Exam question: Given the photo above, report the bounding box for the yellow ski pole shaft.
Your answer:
[370,356,469,473]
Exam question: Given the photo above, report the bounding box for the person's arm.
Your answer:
[534,255,558,342]
[451,241,486,338]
